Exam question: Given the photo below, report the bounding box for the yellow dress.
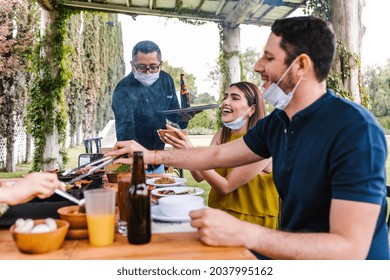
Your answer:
[208,132,279,229]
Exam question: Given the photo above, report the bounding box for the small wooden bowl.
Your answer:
[10,219,69,254]
[57,205,87,230]
[57,205,89,240]
[66,228,89,240]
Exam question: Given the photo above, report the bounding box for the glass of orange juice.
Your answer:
[84,188,116,247]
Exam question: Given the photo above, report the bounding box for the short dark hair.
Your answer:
[271,16,336,81]
[132,40,162,61]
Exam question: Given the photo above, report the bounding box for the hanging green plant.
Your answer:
[27,8,78,171]
[327,40,369,108]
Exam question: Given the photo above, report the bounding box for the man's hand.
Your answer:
[106,140,154,165]
[190,208,249,247]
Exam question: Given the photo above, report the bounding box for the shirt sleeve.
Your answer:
[243,117,271,159]
[329,117,387,204]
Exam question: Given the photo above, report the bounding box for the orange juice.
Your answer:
[86,214,115,246]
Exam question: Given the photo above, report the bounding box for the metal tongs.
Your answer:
[64,154,126,186]
[62,155,117,176]
[55,189,86,213]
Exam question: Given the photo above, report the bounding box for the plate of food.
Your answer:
[146,177,187,187]
[151,186,204,197]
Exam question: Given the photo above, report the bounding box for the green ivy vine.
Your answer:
[169,0,208,26]
[327,40,369,108]
[327,40,355,101]
[27,7,77,171]
[215,23,244,129]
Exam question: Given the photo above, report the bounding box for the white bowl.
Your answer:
[158,195,204,217]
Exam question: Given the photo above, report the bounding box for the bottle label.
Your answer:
[134,183,148,196]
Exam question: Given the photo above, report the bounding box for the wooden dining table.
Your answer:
[0,229,256,260]
[0,177,256,260]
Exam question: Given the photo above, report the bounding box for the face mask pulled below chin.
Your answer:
[262,84,293,110]
[134,71,160,86]
[223,108,251,131]
[262,57,302,110]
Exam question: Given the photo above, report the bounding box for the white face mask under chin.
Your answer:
[223,107,252,131]
[262,57,303,110]
[262,84,293,110]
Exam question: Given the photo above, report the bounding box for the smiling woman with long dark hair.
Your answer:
[160,81,278,229]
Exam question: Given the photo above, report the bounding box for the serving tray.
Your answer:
[160,104,219,115]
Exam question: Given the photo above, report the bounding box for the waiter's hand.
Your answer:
[179,111,202,122]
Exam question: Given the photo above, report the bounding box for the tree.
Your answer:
[80,13,125,139]
[162,61,198,104]
[64,12,124,147]
[0,4,125,171]
[363,60,390,132]
[64,13,85,147]
[186,110,217,134]
[193,92,216,105]
[241,47,262,86]
[329,0,365,104]
[0,0,38,171]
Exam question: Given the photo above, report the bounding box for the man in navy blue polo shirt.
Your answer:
[109,16,389,259]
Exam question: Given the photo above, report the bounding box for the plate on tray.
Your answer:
[146,177,187,187]
[151,186,204,197]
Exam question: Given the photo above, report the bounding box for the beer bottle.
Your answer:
[180,73,190,108]
[127,151,151,244]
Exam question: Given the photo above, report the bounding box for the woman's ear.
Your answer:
[248,106,256,118]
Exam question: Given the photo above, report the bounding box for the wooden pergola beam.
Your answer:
[224,0,265,27]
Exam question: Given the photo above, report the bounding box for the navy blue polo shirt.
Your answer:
[244,89,389,259]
